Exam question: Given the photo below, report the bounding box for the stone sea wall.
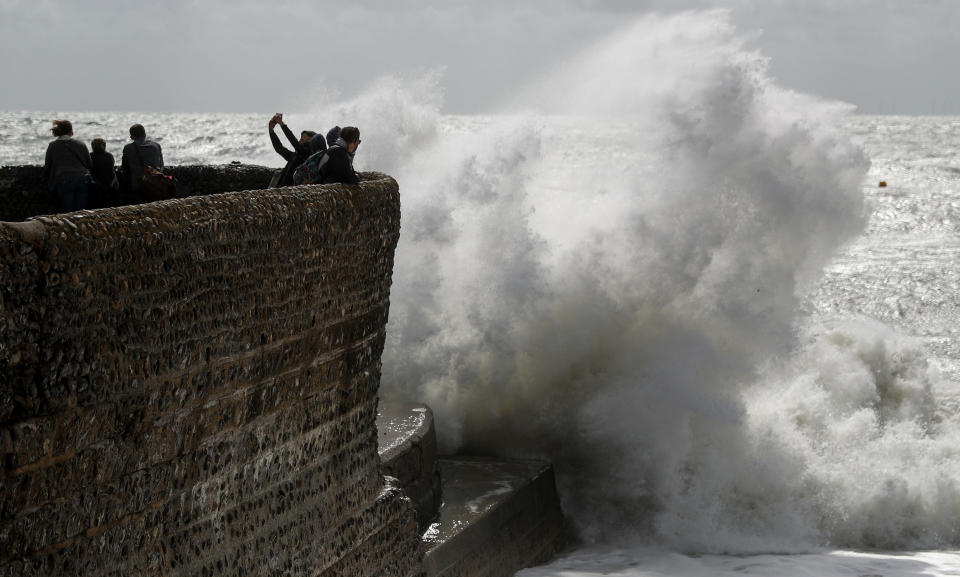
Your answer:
[0,174,422,576]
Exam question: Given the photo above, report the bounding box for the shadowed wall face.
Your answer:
[0,175,421,576]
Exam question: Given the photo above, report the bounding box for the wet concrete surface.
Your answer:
[377,402,442,530]
[423,457,565,577]
[376,406,566,577]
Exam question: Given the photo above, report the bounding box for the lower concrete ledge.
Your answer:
[378,403,442,530]
[423,457,565,577]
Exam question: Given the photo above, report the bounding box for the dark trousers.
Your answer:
[56,174,89,212]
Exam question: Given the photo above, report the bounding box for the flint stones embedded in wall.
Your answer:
[0,173,422,577]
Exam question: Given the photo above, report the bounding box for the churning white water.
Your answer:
[3,10,960,576]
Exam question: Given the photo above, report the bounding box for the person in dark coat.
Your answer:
[320,126,361,185]
[89,138,118,208]
[42,119,92,212]
[120,124,164,202]
[268,113,322,187]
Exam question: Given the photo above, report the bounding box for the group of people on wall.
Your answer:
[267,113,361,188]
[42,120,164,212]
[42,114,363,214]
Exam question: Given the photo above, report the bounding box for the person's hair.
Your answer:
[51,119,72,137]
[129,124,146,139]
[301,130,316,140]
[340,126,360,144]
[91,138,106,152]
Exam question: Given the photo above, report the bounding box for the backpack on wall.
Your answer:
[292,147,332,185]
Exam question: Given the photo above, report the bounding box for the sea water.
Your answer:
[3,10,960,576]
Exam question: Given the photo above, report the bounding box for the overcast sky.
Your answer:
[1,0,957,115]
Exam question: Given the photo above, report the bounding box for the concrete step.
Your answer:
[376,405,566,577]
[423,457,566,577]
[377,402,442,530]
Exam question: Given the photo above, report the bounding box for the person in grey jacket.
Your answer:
[120,124,164,201]
[42,119,92,212]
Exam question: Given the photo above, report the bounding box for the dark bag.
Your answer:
[139,164,176,201]
[268,169,282,188]
[292,147,332,185]
[133,143,176,201]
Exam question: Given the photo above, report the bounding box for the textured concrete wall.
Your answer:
[0,164,275,222]
[0,174,422,576]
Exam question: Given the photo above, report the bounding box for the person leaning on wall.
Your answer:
[42,119,92,212]
[89,138,119,208]
[120,123,164,203]
[322,126,361,185]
